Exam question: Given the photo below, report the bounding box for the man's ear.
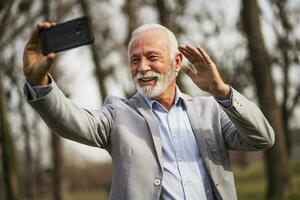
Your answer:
[174,52,183,73]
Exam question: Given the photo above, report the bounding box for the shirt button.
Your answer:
[154,179,161,186]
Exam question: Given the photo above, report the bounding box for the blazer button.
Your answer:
[154,179,161,186]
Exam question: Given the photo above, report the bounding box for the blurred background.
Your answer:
[0,0,300,199]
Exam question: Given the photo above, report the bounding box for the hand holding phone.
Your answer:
[23,22,56,86]
[23,16,94,86]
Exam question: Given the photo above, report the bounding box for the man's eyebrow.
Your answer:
[147,51,162,56]
[130,54,140,59]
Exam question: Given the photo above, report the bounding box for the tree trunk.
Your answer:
[124,0,140,45]
[156,0,174,31]
[0,74,20,200]
[273,0,293,157]
[78,0,108,102]
[21,106,35,199]
[51,132,64,200]
[41,3,65,199]
[241,0,292,198]
[3,52,36,199]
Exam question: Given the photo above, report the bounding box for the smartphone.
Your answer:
[39,16,94,55]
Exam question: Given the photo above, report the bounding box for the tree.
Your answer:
[270,0,300,156]
[42,1,77,199]
[241,0,292,198]
[78,0,115,102]
[0,0,46,199]
[49,66,66,200]
[123,0,141,45]
[51,132,64,200]
[0,74,20,200]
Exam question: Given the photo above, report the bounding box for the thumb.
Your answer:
[46,52,56,66]
[181,65,196,78]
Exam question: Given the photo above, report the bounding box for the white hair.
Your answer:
[128,24,178,61]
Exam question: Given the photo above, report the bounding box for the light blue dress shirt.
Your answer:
[143,88,216,200]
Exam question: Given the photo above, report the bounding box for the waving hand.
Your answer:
[178,45,230,100]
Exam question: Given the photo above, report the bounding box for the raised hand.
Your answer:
[23,22,56,86]
[178,45,230,100]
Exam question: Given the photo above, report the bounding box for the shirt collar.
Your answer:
[142,86,187,111]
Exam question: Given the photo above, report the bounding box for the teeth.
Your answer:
[140,77,154,81]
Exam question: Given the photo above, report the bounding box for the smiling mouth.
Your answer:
[139,77,157,85]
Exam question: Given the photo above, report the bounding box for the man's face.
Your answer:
[129,30,176,98]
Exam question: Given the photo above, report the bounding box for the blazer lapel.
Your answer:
[131,93,164,171]
[184,96,209,156]
[184,96,215,177]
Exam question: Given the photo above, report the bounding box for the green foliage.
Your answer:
[234,160,300,200]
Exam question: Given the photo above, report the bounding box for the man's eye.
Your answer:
[131,58,140,64]
[149,56,158,61]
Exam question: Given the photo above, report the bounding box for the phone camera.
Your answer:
[75,28,83,36]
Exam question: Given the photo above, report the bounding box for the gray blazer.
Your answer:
[27,82,274,200]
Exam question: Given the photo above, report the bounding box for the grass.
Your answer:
[38,189,108,200]
[234,159,300,200]
[63,190,108,200]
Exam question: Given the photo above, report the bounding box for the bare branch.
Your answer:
[287,85,300,118]
[0,0,14,40]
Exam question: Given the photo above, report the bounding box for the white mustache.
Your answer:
[133,71,162,82]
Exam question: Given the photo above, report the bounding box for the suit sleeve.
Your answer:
[25,80,115,149]
[219,88,275,151]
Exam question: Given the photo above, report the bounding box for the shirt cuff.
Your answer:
[24,74,53,100]
[215,88,233,108]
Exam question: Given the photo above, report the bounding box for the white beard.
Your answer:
[133,63,176,98]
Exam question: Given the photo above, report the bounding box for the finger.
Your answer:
[37,23,44,29]
[25,22,50,50]
[181,65,196,78]
[185,45,205,61]
[179,45,207,71]
[196,46,212,64]
[41,22,52,29]
[179,45,205,65]
[25,21,56,52]
[46,52,56,61]
[44,53,56,69]
[178,45,199,63]
[178,45,196,59]
[38,54,55,72]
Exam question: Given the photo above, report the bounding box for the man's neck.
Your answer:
[153,83,176,111]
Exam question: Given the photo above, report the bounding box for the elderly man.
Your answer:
[23,23,274,200]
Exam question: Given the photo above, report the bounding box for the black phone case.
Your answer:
[39,16,94,55]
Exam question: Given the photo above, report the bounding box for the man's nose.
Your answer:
[138,59,151,74]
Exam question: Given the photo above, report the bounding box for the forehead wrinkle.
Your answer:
[129,30,170,57]
[131,49,163,58]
